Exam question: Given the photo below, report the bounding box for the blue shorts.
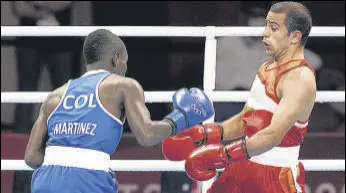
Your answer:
[31,165,118,193]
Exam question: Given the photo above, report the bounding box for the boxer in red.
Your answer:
[162,2,316,192]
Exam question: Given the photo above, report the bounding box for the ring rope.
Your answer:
[1,91,345,103]
[1,159,344,172]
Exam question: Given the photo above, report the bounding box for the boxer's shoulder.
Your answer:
[44,84,68,116]
[277,65,316,91]
[98,75,144,103]
[101,74,140,89]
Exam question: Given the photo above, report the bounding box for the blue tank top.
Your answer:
[47,70,123,155]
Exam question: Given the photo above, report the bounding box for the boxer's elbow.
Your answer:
[138,121,168,147]
[271,135,283,147]
[267,130,284,147]
[24,151,43,169]
[25,159,41,169]
[136,134,155,147]
[260,128,282,148]
[136,125,156,147]
[134,119,171,147]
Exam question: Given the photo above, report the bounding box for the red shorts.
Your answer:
[207,161,305,193]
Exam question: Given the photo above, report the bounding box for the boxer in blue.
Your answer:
[24,29,214,193]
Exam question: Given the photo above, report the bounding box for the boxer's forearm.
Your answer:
[245,106,298,157]
[243,125,281,157]
[136,120,173,147]
[25,96,49,169]
[221,112,245,141]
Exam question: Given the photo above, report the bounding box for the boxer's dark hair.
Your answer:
[270,1,312,47]
[83,29,126,64]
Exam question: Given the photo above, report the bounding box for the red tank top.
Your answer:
[242,59,315,147]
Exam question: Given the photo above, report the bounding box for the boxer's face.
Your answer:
[262,11,291,58]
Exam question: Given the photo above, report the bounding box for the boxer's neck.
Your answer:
[273,46,304,66]
[86,62,110,72]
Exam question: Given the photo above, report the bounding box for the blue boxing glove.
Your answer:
[164,88,214,136]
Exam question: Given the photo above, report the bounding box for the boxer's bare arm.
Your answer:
[24,86,65,169]
[246,67,316,157]
[221,108,246,141]
[121,78,173,147]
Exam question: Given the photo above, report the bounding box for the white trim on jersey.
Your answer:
[81,69,108,77]
[247,76,277,112]
[95,73,124,125]
[294,121,309,128]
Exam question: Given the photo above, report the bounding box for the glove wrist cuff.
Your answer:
[163,118,177,136]
[217,123,224,142]
[225,139,250,164]
[165,109,188,135]
[202,123,224,145]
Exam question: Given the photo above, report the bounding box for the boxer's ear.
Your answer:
[112,52,120,68]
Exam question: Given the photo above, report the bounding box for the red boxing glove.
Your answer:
[185,139,250,181]
[162,123,223,161]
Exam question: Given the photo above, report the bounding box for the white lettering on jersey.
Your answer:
[90,123,96,135]
[52,122,97,136]
[61,123,67,134]
[63,95,75,110]
[62,93,97,109]
[75,95,88,109]
[53,123,61,135]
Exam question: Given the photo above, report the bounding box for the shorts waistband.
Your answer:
[42,146,111,172]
